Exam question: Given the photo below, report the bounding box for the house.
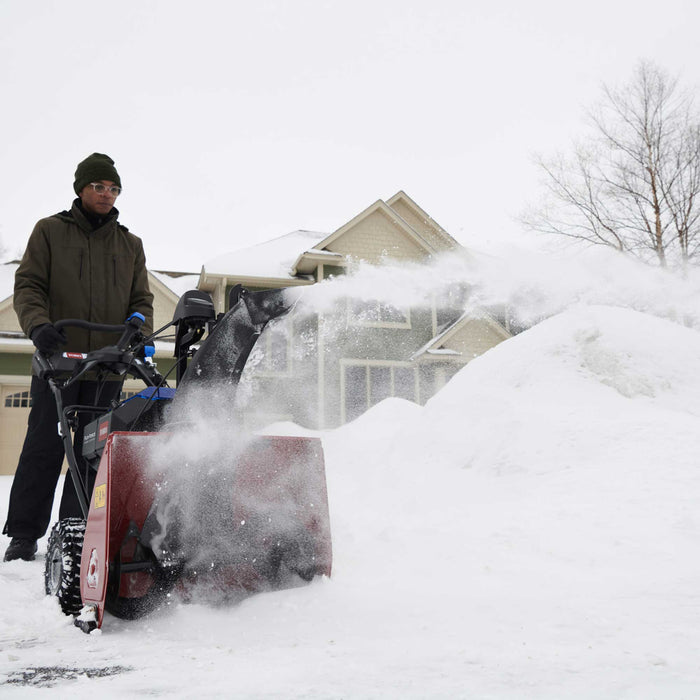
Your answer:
[0,191,511,472]
[197,191,511,430]
[0,265,198,475]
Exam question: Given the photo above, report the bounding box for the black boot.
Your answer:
[3,538,38,562]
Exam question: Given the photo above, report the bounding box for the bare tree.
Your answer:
[526,61,700,268]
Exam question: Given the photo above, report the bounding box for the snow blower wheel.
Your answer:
[45,518,86,616]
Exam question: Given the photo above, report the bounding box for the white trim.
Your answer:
[292,251,345,275]
[317,312,326,430]
[0,374,31,386]
[0,339,34,353]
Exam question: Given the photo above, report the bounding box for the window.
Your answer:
[344,365,367,422]
[256,320,292,375]
[392,367,417,401]
[347,299,411,328]
[342,362,417,422]
[4,390,32,408]
[321,265,346,280]
[369,366,391,406]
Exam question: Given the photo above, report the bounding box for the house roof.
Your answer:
[202,230,328,281]
[149,270,200,298]
[200,191,463,281]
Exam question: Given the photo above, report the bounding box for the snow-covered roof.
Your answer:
[149,270,201,298]
[202,230,328,278]
[411,312,471,360]
[426,348,461,356]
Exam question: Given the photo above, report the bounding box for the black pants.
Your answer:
[3,376,122,540]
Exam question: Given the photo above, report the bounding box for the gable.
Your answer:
[324,207,430,263]
[386,191,459,252]
[439,317,510,360]
[412,310,511,364]
[312,199,437,265]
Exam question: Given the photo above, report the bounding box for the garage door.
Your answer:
[0,382,31,475]
[0,379,161,476]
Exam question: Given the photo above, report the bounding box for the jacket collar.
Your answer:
[69,198,119,233]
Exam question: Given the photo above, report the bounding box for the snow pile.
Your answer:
[320,304,700,697]
[1,304,700,698]
[409,304,700,471]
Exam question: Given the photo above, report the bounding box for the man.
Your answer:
[3,153,153,562]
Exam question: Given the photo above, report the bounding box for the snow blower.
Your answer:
[38,287,332,633]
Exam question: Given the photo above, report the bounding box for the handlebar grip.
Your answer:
[126,312,145,326]
[116,313,147,351]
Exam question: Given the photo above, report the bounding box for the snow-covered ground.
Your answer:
[2,303,700,698]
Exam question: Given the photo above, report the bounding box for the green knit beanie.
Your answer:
[73,153,122,195]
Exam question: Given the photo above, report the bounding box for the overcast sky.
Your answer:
[1,0,699,272]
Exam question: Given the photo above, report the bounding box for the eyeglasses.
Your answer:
[88,183,121,196]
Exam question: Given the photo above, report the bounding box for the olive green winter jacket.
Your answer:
[14,200,154,354]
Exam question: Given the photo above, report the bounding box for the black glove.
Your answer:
[30,323,67,354]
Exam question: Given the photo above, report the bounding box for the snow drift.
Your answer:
[2,304,700,699]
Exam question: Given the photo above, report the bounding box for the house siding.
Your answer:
[0,353,33,376]
[443,318,510,359]
[0,304,22,332]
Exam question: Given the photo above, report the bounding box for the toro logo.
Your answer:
[98,420,110,441]
[63,352,87,359]
[94,484,106,509]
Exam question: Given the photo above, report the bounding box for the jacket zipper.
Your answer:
[113,255,117,286]
[79,249,84,279]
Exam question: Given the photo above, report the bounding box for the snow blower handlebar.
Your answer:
[55,312,146,355]
[33,314,156,389]
[32,289,299,527]
[31,314,157,519]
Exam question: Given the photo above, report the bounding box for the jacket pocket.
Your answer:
[101,252,136,318]
[108,253,135,287]
[52,246,87,281]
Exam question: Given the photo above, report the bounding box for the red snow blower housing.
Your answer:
[37,287,331,633]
